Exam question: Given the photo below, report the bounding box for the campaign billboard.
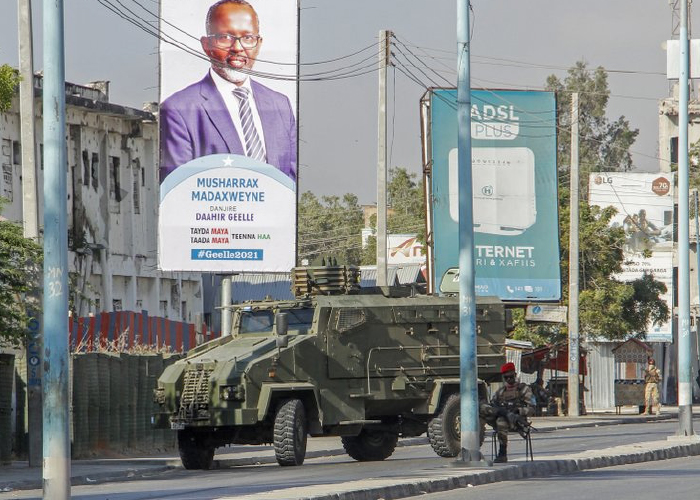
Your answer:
[158,0,298,272]
[428,89,560,301]
[588,172,675,342]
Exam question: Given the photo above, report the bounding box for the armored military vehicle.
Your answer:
[153,266,510,469]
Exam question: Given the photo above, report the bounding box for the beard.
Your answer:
[212,63,248,85]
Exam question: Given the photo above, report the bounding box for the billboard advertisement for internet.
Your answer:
[588,172,674,342]
[158,0,298,272]
[429,89,560,301]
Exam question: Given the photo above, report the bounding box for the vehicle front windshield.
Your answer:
[238,308,314,334]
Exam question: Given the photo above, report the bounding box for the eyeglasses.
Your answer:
[207,33,261,50]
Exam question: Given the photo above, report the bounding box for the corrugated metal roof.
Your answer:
[230,273,294,302]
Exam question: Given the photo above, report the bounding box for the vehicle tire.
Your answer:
[427,394,486,458]
[178,430,215,470]
[341,429,398,461]
[274,399,308,466]
[427,393,461,457]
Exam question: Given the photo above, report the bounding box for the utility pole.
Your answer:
[695,191,700,348]
[376,29,391,286]
[568,93,580,418]
[18,0,42,468]
[456,0,482,464]
[678,0,694,437]
[42,0,70,497]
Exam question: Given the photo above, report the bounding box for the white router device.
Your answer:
[448,147,536,235]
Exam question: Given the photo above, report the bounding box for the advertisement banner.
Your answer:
[388,234,426,265]
[588,172,675,342]
[158,0,298,272]
[430,90,560,301]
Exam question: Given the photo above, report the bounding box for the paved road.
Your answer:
[1,420,695,500]
[412,455,700,500]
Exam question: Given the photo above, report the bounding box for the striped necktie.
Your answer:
[232,87,266,162]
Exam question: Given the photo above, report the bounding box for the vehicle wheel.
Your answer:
[428,394,461,457]
[427,394,485,458]
[178,430,215,470]
[341,429,398,461]
[274,399,308,466]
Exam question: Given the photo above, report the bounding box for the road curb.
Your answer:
[272,439,700,500]
[0,465,176,493]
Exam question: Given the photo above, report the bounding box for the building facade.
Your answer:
[0,76,202,322]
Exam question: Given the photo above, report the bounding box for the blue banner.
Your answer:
[430,89,560,301]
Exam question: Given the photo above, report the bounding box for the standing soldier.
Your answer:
[643,357,661,415]
[481,362,535,463]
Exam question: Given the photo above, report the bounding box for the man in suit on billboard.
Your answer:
[159,0,296,183]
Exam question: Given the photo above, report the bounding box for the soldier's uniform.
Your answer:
[480,362,535,463]
[643,359,661,415]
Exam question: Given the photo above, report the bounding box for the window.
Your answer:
[239,310,274,333]
[109,156,121,213]
[670,137,678,165]
[238,308,314,334]
[2,163,12,201]
[91,152,98,189]
[82,150,89,186]
[286,308,315,334]
[181,301,187,321]
[112,299,122,312]
[12,141,21,165]
[132,159,141,214]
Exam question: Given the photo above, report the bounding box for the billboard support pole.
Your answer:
[678,0,694,437]
[376,30,391,286]
[568,93,580,417]
[456,0,483,464]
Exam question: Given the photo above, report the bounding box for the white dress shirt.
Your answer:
[209,68,267,158]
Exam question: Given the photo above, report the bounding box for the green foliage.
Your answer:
[517,62,666,346]
[0,202,42,347]
[0,64,20,112]
[510,308,563,346]
[546,61,639,196]
[297,191,364,266]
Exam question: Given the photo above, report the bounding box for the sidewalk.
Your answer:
[0,409,693,497]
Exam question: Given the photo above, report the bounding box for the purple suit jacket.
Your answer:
[159,73,296,182]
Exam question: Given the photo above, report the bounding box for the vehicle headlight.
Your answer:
[220,385,245,401]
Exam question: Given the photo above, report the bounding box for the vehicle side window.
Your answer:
[286,308,314,334]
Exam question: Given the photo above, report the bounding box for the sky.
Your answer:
[0,0,690,204]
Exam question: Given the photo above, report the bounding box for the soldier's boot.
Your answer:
[494,444,507,463]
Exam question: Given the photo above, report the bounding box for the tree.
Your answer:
[297,192,364,266]
[0,206,42,347]
[546,61,639,196]
[514,62,667,345]
[0,64,20,112]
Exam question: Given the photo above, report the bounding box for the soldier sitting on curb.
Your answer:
[480,362,536,463]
